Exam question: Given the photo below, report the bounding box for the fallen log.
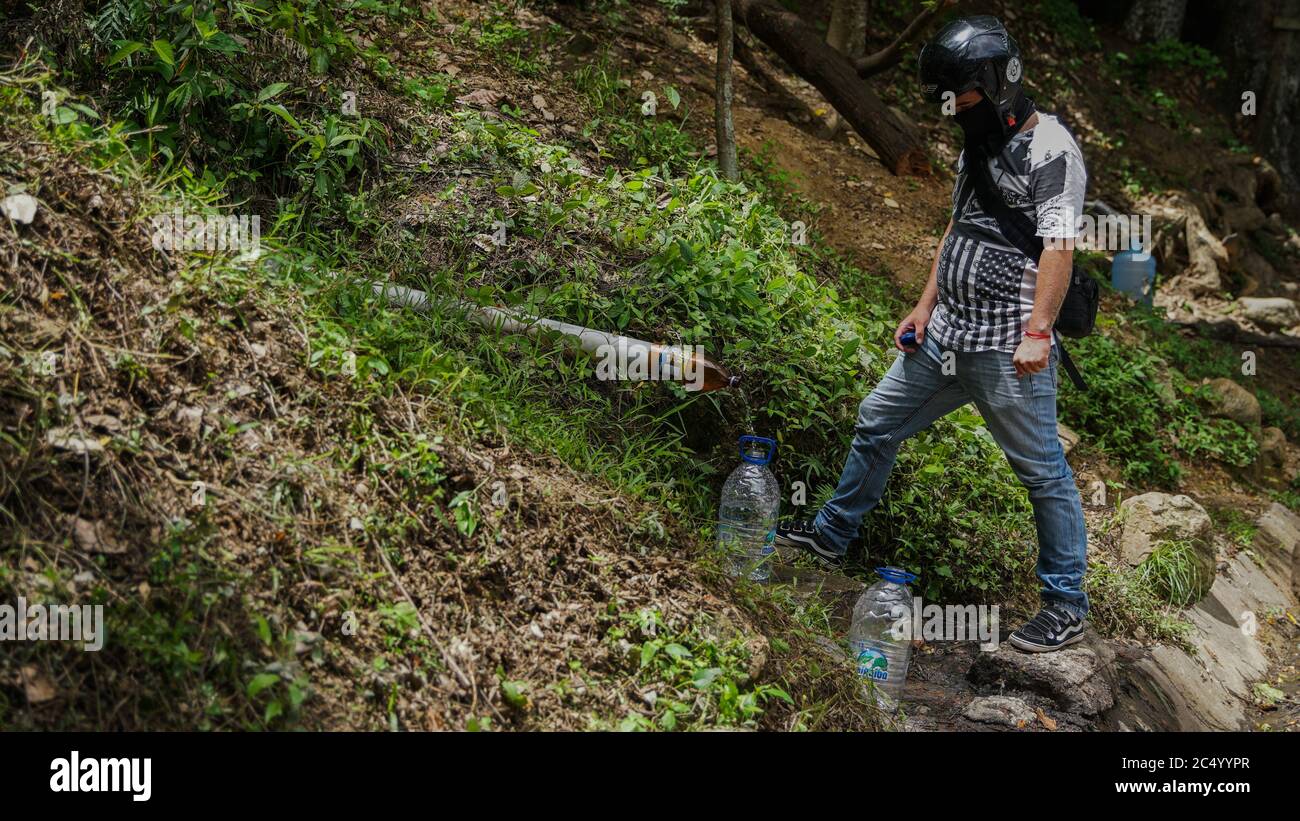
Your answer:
[732,0,930,175]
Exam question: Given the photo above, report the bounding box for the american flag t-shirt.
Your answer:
[927,113,1088,353]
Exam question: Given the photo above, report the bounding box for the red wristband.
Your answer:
[1023,330,1052,340]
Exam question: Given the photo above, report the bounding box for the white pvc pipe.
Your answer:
[374,282,648,358]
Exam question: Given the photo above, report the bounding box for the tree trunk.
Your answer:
[732,0,929,175]
[715,0,739,180]
[1123,0,1188,42]
[826,0,867,59]
[1212,0,1300,218]
[824,0,867,136]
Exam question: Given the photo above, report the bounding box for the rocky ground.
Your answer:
[777,499,1300,732]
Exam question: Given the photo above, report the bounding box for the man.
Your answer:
[776,16,1090,653]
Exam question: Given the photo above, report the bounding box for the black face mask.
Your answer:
[954,97,1004,154]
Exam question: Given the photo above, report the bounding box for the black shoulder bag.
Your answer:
[960,152,1097,391]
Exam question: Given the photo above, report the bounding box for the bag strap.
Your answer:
[962,149,1088,392]
[1056,335,1086,391]
[964,148,1044,262]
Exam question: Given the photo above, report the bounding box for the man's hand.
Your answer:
[1012,335,1052,378]
[894,306,931,352]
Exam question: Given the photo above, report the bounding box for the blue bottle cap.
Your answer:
[739,435,776,465]
[875,566,918,585]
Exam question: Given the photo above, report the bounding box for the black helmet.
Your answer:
[919,16,1026,133]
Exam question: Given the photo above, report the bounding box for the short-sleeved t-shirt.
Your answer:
[927,113,1088,353]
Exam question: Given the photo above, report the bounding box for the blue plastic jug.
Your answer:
[1111,246,1156,308]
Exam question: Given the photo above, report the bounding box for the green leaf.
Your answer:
[151,39,174,66]
[501,680,529,709]
[310,48,330,74]
[263,103,301,131]
[766,686,795,705]
[257,82,290,103]
[254,614,272,645]
[665,86,681,110]
[663,643,692,660]
[692,667,724,688]
[247,673,279,698]
[107,41,145,65]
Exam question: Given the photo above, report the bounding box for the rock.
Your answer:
[1238,296,1299,331]
[1255,426,1287,475]
[18,665,56,703]
[1117,492,1213,566]
[1251,503,1300,596]
[1202,377,1261,428]
[174,405,204,436]
[1114,559,1282,730]
[962,695,1036,727]
[70,517,126,555]
[1056,423,1080,456]
[744,633,769,680]
[1118,492,1217,602]
[968,633,1116,715]
[0,192,38,224]
[45,428,105,454]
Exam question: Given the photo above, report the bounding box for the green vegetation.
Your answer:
[1062,326,1257,487]
[1109,39,1228,86]
[1133,539,1211,608]
[605,607,790,731]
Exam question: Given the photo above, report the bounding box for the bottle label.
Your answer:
[851,641,889,682]
[761,527,775,556]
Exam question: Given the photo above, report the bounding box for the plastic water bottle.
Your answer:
[1111,243,1156,307]
[847,567,918,710]
[717,435,780,582]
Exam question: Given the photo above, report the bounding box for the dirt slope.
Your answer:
[0,89,874,730]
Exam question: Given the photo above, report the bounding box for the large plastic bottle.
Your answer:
[717,436,780,582]
[847,567,918,710]
[1110,244,1156,308]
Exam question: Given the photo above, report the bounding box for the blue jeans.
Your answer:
[813,334,1089,617]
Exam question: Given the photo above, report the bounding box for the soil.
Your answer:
[0,97,874,731]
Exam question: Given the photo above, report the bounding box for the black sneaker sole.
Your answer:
[1007,629,1087,653]
[773,533,844,569]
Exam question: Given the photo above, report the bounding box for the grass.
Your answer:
[1133,539,1212,608]
[1061,307,1261,487]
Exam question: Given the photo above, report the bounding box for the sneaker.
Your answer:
[774,518,845,569]
[1008,603,1087,653]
